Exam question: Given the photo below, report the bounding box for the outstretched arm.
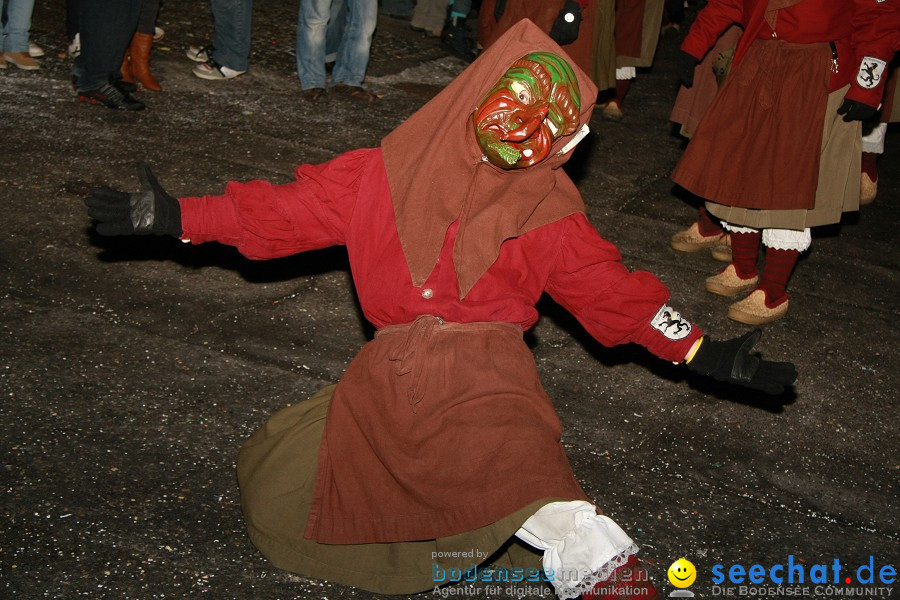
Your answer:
[545,215,796,395]
[85,151,373,257]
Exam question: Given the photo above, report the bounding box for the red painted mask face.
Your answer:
[473,52,582,169]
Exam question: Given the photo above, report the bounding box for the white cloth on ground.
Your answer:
[515,500,639,600]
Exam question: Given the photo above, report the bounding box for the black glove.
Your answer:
[687,329,797,395]
[837,99,878,122]
[85,162,182,237]
[549,1,583,46]
[677,49,698,88]
[494,0,507,22]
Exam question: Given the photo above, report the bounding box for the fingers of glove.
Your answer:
[846,107,875,122]
[85,186,129,207]
[95,220,136,236]
[742,356,797,394]
[85,187,132,221]
[838,100,876,122]
[840,105,861,122]
[755,360,798,386]
[746,378,785,395]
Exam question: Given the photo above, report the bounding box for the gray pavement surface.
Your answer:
[2,2,898,599]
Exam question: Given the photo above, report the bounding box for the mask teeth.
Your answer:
[556,124,590,156]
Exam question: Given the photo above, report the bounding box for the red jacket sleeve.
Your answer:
[178,149,374,259]
[681,0,743,60]
[845,0,900,108]
[544,214,703,363]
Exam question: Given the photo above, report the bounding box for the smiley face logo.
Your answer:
[667,558,697,588]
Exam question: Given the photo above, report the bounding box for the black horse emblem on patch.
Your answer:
[857,57,886,89]
[651,305,692,340]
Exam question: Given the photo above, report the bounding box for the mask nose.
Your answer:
[503,104,549,142]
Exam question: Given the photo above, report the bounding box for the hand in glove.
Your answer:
[85,162,182,237]
[686,329,797,395]
[549,1,583,46]
[677,49,698,88]
[494,0,507,22]
[836,99,878,122]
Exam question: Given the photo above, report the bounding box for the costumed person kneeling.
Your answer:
[84,20,796,600]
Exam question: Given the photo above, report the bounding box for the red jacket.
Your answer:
[179,148,702,363]
[681,0,897,108]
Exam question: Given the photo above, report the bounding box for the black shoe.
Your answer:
[78,82,145,110]
[441,20,476,62]
[111,78,139,94]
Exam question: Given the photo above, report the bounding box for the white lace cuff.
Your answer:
[516,502,639,600]
[722,221,758,234]
[762,227,811,251]
[615,66,636,80]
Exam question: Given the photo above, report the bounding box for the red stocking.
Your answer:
[615,78,632,107]
[759,247,799,307]
[730,230,761,279]
[861,151,878,181]
[697,206,724,237]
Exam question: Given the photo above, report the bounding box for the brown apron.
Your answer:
[301,316,588,545]
[706,85,861,229]
[673,39,836,213]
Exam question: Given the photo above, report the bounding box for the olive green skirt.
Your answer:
[237,385,562,595]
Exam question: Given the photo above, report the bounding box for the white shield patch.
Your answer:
[857,57,887,89]
[650,305,692,340]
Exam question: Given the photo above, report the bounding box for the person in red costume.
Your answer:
[669,0,896,326]
[858,2,900,204]
[84,19,796,600]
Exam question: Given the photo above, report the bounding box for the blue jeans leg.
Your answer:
[211,0,253,72]
[1,0,36,53]
[331,0,376,87]
[325,0,345,62]
[295,0,329,90]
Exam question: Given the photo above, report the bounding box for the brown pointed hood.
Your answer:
[381,18,599,299]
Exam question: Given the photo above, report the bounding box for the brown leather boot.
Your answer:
[120,52,134,83]
[129,32,161,91]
